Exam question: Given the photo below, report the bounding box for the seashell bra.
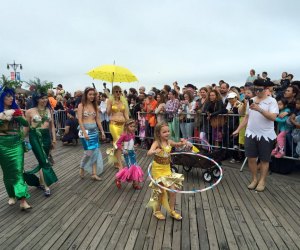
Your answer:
[33,109,51,123]
[83,110,96,118]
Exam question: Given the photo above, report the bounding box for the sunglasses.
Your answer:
[115,90,122,93]
[254,87,265,92]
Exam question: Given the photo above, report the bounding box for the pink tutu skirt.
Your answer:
[116,165,144,183]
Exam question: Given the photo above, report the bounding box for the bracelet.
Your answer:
[259,108,264,113]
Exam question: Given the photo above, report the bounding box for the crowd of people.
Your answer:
[0,69,299,220]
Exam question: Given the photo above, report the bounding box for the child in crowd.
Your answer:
[272,98,290,158]
[147,122,187,221]
[287,98,300,157]
[138,111,146,149]
[115,119,144,190]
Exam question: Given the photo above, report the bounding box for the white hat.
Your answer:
[147,91,155,96]
[227,92,237,99]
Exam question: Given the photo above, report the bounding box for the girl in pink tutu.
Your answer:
[115,119,144,190]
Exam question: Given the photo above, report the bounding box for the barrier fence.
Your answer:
[49,110,300,161]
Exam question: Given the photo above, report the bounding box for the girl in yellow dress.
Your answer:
[147,122,186,220]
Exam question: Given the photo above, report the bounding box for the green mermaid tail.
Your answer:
[0,135,30,199]
[26,128,58,186]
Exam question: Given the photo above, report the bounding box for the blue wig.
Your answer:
[0,87,19,112]
[32,92,52,109]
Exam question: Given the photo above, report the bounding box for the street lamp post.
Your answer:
[7,60,22,82]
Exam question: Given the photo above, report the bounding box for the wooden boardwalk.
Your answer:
[0,142,299,250]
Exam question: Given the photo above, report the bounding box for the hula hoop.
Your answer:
[188,137,212,152]
[148,152,223,194]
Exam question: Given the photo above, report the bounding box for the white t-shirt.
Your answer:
[246,96,279,141]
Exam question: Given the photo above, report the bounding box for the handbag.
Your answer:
[210,116,226,128]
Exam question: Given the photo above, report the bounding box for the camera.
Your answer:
[249,99,253,105]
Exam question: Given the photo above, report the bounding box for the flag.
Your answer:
[10,72,15,80]
[16,72,20,81]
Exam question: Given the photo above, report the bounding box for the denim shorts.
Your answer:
[245,136,274,162]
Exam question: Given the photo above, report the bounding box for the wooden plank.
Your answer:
[206,182,229,249]
[188,168,200,250]
[1,142,300,250]
[215,179,249,250]
[212,185,239,250]
[181,168,190,250]
[238,170,300,249]
[226,170,277,250]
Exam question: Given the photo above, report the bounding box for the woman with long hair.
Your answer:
[107,85,129,168]
[179,91,196,139]
[0,84,31,210]
[77,87,106,180]
[165,90,180,142]
[25,86,58,197]
[203,89,226,146]
[155,92,166,123]
[195,87,208,137]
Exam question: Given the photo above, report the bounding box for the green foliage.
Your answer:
[0,75,21,90]
[27,77,53,94]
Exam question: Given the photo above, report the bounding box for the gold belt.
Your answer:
[110,121,125,126]
[154,155,170,165]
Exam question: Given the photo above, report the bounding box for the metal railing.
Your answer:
[50,110,300,161]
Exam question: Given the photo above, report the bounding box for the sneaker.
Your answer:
[229,158,236,163]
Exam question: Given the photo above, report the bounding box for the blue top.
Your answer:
[275,107,290,132]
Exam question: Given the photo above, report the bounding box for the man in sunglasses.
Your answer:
[233,79,279,192]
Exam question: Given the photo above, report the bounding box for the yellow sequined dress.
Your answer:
[109,103,125,148]
[148,144,184,211]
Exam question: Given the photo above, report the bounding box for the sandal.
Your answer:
[20,202,32,211]
[91,175,102,181]
[79,168,85,179]
[115,179,122,189]
[153,211,165,220]
[170,210,182,220]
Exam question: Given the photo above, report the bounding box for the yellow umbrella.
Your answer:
[87,64,138,85]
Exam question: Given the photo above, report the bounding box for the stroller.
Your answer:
[170,139,223,183]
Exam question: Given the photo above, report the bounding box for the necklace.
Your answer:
[37,107,47,118]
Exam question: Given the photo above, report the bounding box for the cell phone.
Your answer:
[249,99,253,105]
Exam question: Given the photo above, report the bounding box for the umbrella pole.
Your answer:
[112,72,114,88]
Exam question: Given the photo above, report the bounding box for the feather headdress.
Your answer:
[27,78,53,108]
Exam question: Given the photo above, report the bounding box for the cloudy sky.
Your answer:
[1,0,299,93]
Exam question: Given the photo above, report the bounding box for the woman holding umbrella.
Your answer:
[107,85,129,168]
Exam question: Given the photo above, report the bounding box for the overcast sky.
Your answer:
[1,0,299,93]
